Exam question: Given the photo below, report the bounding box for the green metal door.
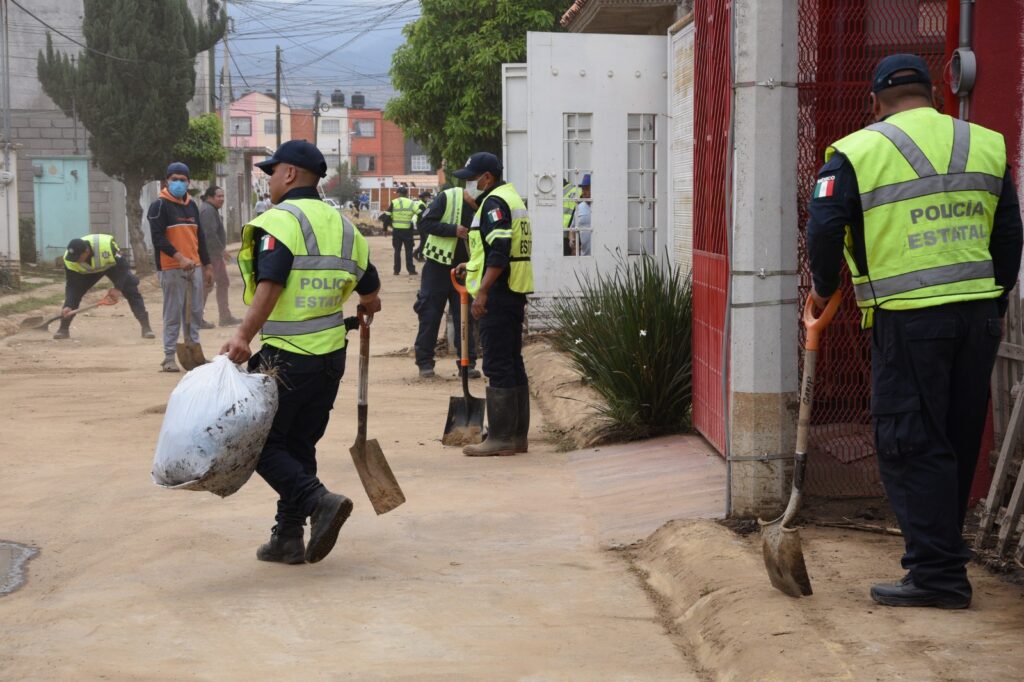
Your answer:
[32,157,90,262]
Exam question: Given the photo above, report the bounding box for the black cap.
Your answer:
[872,54,932,93]
[66,238,89,259]
[255,140,328,178]
[452,152,502,180]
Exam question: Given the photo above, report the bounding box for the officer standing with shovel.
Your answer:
[222,140,382,565]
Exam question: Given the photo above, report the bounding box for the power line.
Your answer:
[8,0,139,64]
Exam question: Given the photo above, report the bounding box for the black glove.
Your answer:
[344,316,359,332]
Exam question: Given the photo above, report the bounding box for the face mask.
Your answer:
[168,179,188,199]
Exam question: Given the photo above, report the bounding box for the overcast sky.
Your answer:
[222,0,420,110]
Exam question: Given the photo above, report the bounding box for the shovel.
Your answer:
[176,271,207,370]
[20,292,118,330]
[348,307,406,515]
[760,290,841,598]
[442,268,485,446]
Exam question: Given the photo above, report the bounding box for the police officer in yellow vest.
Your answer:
[453,152,533,457]
[562,179,581,255]
[222,140,382,565]
[413,184,480,379]
[386,186,418,276]
[808,55,1023,609]
[56,234,154,340]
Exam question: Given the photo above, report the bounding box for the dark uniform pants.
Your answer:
[392,230,416,274]
[871,299,1002,599]
[478,287,528,389]
[414,259,477,369]
[60,257,147,329]
[249,346,346,529]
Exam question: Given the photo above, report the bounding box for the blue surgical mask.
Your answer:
[168,179,188,199]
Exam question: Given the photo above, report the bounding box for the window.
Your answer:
[229,117,251,136]
[353,119,376,138]
[264,119,277,135]
[410,155,431,172]
[627,113,657,255]
[324,154,340,169]
[357,155,376,172]
[562,113,593,257]
[321,119,340,135]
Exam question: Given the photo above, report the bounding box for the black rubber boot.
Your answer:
[53,319,71,340]
[256,524,305,565]
[515,385,530,453]
[305,492,354,564]
[139,313,155,339]
[464,386,519,457]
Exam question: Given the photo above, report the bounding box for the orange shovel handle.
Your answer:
[803,290,842,351]
[450,268,469,304]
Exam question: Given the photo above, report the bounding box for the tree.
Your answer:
[37,1,225,274]
[173,113,226,183]
[323,162,362,205]
[386,0,564,170]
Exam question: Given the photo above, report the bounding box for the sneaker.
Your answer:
[419,366,436,379]
[869,578,971,609]
[199,319,216,330]
[141,325,156,339]
[219,316,242,326]
[53,328,70,340]
[305,492,354,564]
[161,355,180,373]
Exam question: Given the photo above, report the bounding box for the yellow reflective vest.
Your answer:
[467,183,533,296]
[390,196,415,230]
[239,199,369,355]
[64,234,118,274]
[827,107,1006,328]
[423,187,463,266]
[563,184,581,229]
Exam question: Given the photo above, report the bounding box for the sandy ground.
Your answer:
[0,235,698,681]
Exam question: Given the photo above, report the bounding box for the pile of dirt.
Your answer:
[522,339,604,450]
[630,519,1024,681]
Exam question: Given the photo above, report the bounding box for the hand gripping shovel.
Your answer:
[20,292,118,330]
[176,271,207,370]
[442,268,485,446]
[760,290,841,597]
[349,308,406,515]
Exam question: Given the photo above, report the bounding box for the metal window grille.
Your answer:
[627,113,657,256]
[563,113,594,257]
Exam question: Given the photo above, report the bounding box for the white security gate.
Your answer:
[504,32,668,321]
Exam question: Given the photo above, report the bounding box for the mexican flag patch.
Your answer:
[487,208,505,223]
[813,175,836,199]
[260,234,276,251]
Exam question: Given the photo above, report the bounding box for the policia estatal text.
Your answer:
[223,140,382,565]
[807,54,1024,609]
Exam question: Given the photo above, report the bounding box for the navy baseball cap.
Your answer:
[453,152,502,180]
[66,238,89,259]
[256,140,328,178]
[872,54,932,93]
[166,161,190,178]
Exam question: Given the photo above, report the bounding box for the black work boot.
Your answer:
[870,578,971,609]
[53,320,71,340]
[256,524,305,565]
[139,313,155,339]
[305,492,354,564]
[464,386,519,457]
[515,384,531,453]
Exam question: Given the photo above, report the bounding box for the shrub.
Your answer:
[549,253,693,442]
[18,216,36,264]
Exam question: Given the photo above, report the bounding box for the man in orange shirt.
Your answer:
[147,162,214,372]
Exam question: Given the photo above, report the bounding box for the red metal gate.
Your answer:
[796,0,949,497]
[691,0,731,453]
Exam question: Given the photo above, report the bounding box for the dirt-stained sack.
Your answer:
[151,355,278,497]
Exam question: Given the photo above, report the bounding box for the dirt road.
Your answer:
[0,235,698,680]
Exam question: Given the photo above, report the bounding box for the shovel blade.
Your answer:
[177,341,207,371]
[759,520,813,597]
[349,438,406,515]
[442,395,485,446]
[20,315,45,330]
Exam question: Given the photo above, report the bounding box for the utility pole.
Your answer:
[275,45,282,148]
[312,89,321,146]
[207,0,217,113]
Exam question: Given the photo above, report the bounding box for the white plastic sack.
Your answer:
[152,355,279,497]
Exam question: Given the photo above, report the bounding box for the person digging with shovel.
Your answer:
[222,140,382,565]
[54,234,154,340]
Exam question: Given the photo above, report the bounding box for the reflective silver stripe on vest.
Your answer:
[853,260,995,300]
[471,214,481,228]
[88,234,102,271]
[340,218,355,260]
[866,122,937,177]
[511,209,529,220]
[291,255,363,277]
[262,310,346,336]
[860,172,1003,211]
[272,203,320,256]
[948,118,971,175]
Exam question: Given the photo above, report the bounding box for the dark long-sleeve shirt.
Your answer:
[198,200,227,257]
[806,153,1023,312]
[418,190,473,264]
[147,192,211,271]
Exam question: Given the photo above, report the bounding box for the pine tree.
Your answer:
[37,0,225,274]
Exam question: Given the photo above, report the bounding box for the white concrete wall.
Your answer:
[0,152,19,269]
[669,21,695,277]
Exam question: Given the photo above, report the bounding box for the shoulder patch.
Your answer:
[813,175,836,199]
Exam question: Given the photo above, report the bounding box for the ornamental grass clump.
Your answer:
[549,254,693,442]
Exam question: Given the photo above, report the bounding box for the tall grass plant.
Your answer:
[549,253,693,442]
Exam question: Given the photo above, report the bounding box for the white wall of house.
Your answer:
[669,21,695,276]
[317,110,351,176]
